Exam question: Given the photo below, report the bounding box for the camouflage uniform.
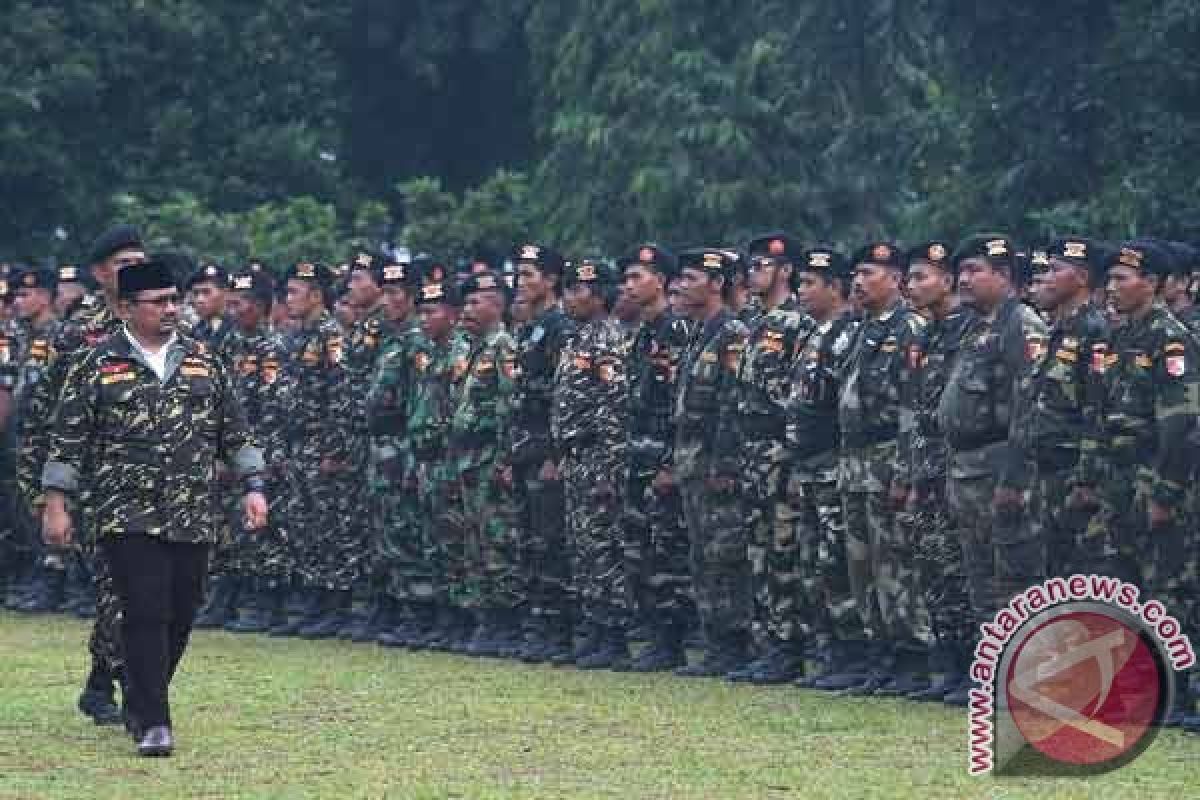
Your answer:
[20,300,124,673]
[43,328,263,732]
[364,315,427,608]
[837,299,928,650]
[340,305,393,595]
[1082,302,1199,634]
[553,316,630,632]
[1023,301,1109,577]
[409,329,472,624]
[0,317,21,593]
[508,306,575,641]
[282,312,351,592]
[446,325,519,614]
[938,295,1048,629]
[729,299,814,650]
[222,326,294,591]
[624,308,693,639]
[786,311,860,646]
[898,306,976,650]
[674,308,752,660]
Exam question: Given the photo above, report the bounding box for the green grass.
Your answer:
[1,612,1196,799]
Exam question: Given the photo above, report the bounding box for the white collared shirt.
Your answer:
[124,326,177,383]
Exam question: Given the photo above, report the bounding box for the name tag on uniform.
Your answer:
[1135,354,1153,369]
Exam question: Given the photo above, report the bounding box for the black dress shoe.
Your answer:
[137,726,174,757]
[78,688,122,726]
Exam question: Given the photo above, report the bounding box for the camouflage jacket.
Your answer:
[937,295,1048,486]
[552,316,629,464]
[1022,301,1109,474]
[0,318,20,398]
[343,305,393,438]
[896,305,976,491]
[786,311,859,478]
[223,325,292,468]
[447,326,516,476]
[508,305,575,468]
[1084,303,1200,506]
[364,315,425,439]
[42,330,263,543]
[730,297,813,445]
[18,301,122,507]
[407,330,472,465]
[627,307,692,470]
[189,315,233,353]
[672,308,748,480]
[837,299,926,450]
[282,311,349,463]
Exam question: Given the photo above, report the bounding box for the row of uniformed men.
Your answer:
[3,227,1200,733]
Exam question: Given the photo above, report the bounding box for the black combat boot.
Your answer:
[740,638,804,685]
[907,642,967,702]
[78,663,122,725]
[810,640,874,691]
[627,622,687,673]
[299,589,352,639]
[269,586,319,637]
[225,579,271,633]
[837,641,899,697]
[194,576,240,629]
[567,621,604,666]
[18,566,66,613]
[675,630,751,678]
[873,642,931,697]
[576,625,631,670]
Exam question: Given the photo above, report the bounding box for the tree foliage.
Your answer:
[2,2,1199,261]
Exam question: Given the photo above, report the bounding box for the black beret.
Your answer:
[564,258,619,287]
[905,241,953,272]
[348,251,386,285]
[468,247,503,274]
[245,259,269,275]
[57,264,88,285]
[1164,241,1198,276]
[852,241,905,270]
[380,257,417,290]
[117,257,177,297]
[228,269,275,306]
[512,243,565,276]
[460,269,508,298]
[12,267,57,292]
[186,263,228,290]
[1105,240,1172,277]
[797,247,851,281]
[285,261,333,288]
[1046,236,1107,283]
[415,278,462,307]
[88,224,143,266]
[745,232,804,264]
[618,243,677,279]
[952,233,1022,275]
[678,247,737,278]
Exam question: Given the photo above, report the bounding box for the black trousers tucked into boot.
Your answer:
[102,535,209,730]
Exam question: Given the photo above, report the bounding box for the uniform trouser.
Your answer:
[428,466,469,608]
[843,486,926,645]
[623,468,692,628]
[563,449,627,629]
[234,474,293,588]
[293,463,359,592]
[793,474,860,642]
[1033,465,1098,579]
[102,535,208,730]
[1089,466,1197,639]
[88,543,125,677]
[376,464,435,605]
[911,487,971,646]
[947,470,1045,631]
[740,440,789,643]
[460,462,520,611]
[515,468,571,627]
[680,476,752,640]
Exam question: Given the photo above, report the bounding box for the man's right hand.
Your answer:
[652,468,674,494]
[42,493,73,548]
[1067,486,1098,511]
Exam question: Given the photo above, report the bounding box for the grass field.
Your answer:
[1,611,1197,799]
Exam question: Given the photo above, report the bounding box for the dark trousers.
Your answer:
[101,535,210,729]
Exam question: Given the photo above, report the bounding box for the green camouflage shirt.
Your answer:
[42,330,263,543]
